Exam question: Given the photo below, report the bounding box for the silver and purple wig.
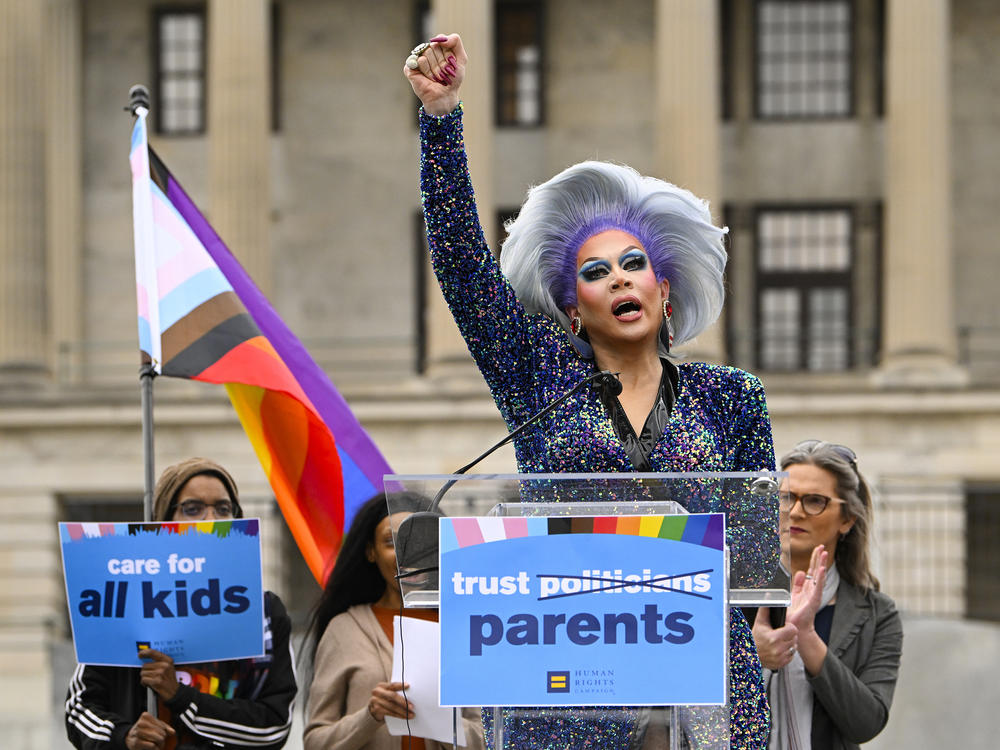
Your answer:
[499,160,727,355]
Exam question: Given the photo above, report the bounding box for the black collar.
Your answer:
[600,359,678,471]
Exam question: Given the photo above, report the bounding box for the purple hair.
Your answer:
[499,160,727,356]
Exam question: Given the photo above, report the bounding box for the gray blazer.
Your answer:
[807,580,903,750]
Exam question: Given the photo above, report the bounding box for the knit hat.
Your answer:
[153,457,243,521]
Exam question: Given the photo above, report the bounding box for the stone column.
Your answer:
[424,0,495,376]
[0,490,61,748]
[0,0,48,376]
[654,0,725,363]
[207,0,271,293]
[45,0,83,383]
[878,0,965,386]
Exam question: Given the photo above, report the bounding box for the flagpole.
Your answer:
[128,83,159,719]
[140,362,156,524]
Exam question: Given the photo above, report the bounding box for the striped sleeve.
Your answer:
[164,592,298,748]
[64,664,130,749]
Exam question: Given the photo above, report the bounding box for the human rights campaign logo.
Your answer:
[547,671,570,693]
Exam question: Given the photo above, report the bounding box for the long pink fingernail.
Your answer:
[448,56,457,65]
[430,35,448,42]
[446,63,456,75]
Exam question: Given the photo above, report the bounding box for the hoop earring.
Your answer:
[571,316,583,336]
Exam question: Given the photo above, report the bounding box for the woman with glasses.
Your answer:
[752,441,902,750]
[66,458,297,750]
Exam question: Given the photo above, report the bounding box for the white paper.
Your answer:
[385,616,467,747]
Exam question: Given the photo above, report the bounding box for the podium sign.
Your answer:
[59,519,265,666]
[439,513,727,707]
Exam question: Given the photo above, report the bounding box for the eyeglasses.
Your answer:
[778,491,844,516]
[176,499,234,519]
[796,439,858,467]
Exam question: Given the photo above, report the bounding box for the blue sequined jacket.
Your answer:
[420,105,777,749]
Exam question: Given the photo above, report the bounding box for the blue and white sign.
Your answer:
[439,514,727,707]
[59,520,264,666]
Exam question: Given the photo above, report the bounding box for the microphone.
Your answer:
[596,370,623,397]
[394,370,622,578]
[750,476,779,496]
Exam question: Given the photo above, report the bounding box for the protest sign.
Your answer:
[60,519,264,666]
[439,513,727,707]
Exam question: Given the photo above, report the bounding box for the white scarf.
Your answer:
[765,564,840,750]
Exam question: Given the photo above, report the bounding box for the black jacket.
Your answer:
[806,581,903,750]
[65,592,296,749]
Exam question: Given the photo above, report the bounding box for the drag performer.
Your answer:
[404,34,777,749]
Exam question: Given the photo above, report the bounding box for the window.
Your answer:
[966,485,1000,622]
[153,4,281,134]
[755,0,853,118]
[153,6,206,134]
[62,496,146,524]
[755,208,853,371]
[496,0,544,127]
[497,207,519,248]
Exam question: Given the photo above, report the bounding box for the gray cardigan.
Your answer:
[806,580,903,750]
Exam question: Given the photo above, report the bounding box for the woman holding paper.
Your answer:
[304,493,484,750]
[403,34,777,749]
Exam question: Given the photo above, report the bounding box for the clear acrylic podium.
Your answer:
[387,472,788,750]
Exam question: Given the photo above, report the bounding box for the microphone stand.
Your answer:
[430,369,621,511]
[395,370,621,578]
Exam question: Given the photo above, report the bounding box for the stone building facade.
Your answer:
[1,1,998,747]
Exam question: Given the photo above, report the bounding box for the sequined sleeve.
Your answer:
[419,105,538,423]
[676,365,779,587]
[727,369,780,587]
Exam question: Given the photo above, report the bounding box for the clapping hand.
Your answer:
[787,545,828,632]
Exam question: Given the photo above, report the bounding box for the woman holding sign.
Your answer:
[404,34,777,749]
[752,441,902,750]
[65,458,297,750]
[303,492,484,750]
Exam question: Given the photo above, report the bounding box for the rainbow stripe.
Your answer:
[129,110,391,583]
[59,519,260,544]
[440,513,724,554]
